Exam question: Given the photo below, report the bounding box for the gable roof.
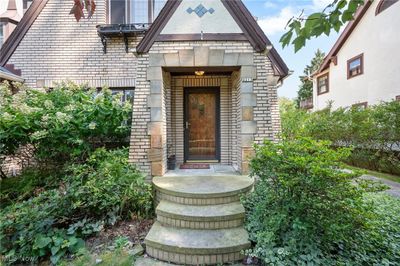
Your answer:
[0,0,289,79]
[0,0,49,66]
[317,1,372,74]
[137,0,289,79]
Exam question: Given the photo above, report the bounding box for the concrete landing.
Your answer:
[163,165,240,177]
[153,175,254,197]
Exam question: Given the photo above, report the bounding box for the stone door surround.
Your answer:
[146,47,257,176]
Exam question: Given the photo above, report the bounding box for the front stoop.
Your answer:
[144,175,254,265]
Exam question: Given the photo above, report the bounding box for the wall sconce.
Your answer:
[195,70,205,76]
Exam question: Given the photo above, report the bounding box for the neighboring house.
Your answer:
[0,0,26,48]
[312,0,400,111]
[0,0,29,82]
[0,0,289,177]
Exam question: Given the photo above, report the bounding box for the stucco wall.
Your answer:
[313,0,400,110]
[161,0,242,35]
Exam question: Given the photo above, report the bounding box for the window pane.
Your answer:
[318,75,328,93]
[154,0,167,19]
[110,0,126,24]
[130,0,149,23]
[349,58,361,70]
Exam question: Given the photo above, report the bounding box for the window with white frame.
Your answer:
[108,0,167,24]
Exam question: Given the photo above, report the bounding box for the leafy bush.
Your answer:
[243,138,399,265]
[280,99,400,175]
[0,168,61,207]
[65,148,153,219]
[0,81,132,169]
[0,148,152,264]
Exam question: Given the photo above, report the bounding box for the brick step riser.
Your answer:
[155,191,243,206]
[157,214,244,229]
[146,245,246,265]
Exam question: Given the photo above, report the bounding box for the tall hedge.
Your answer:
[280,99,400,175]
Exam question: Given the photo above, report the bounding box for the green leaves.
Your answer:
[0,81,132,167]
[243,137,400,264]
[34,235,52,249]
[280,0,366,52]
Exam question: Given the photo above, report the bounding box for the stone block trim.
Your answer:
[129,41,281,176]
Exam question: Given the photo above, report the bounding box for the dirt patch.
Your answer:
[85,217,155,255]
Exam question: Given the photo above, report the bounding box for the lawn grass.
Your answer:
[345,164,400,183]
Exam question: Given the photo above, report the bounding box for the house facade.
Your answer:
[312,0,400,111]
[0,0,289,177]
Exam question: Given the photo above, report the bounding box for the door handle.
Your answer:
[185,121,190,129]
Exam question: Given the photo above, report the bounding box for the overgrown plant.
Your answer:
[280,99,400,174]
[243,138,399,264]
[0,148,152,264]
[0,81,132,174]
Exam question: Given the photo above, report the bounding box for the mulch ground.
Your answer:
[85,217,155,255]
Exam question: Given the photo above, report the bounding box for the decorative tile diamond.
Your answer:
[186,4,215,17]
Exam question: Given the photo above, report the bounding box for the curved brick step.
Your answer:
[156,200,245,229]
[153,175,254,205]
[145,222,251,265]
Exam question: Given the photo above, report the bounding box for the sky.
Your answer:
[242,0,341,99]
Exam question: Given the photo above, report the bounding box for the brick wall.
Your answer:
[8,0,138,88]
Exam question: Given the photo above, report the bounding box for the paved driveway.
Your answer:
[360,174,400,198]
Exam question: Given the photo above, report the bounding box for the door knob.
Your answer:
[185,121,191,129]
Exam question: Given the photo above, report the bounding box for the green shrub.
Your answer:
[279,99,400,175]
[65,148,153,219]
[0,81,132,170]
[243,138,399,265]
[0,148,152,264]
[0,168,61,207]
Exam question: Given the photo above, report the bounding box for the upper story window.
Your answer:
[376,0,399,15]
[317,73,329,95]
[108,0,167,24]
[347,53,364,79]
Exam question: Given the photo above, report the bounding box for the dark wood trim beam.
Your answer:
[0,0,50,66]
[156,33,248,41]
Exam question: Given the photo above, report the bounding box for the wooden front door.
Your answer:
[184,88,220,161]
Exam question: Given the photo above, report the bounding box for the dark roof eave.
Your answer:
[0,0,50,66]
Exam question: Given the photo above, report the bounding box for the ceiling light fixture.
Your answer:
[195,70,205,76]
